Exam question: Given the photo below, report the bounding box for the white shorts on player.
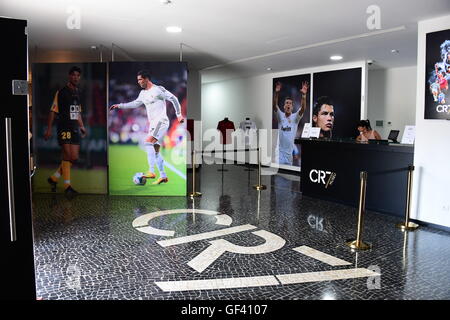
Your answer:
[113,78,183,183]
[146,119,169,144]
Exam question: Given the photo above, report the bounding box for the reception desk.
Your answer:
[297,139,414,217]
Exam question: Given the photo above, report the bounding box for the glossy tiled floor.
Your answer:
[32,164,450,300]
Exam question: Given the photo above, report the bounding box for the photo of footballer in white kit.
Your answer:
[108,62,187,196]
[272,74,311,169]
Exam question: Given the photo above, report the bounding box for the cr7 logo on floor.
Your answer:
[132,209,381,293]
[132,209,285,273]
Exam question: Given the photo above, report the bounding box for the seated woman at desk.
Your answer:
[356,120,382,142]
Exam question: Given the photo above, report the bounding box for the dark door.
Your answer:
[0,17,36,300]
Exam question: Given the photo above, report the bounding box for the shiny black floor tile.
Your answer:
[32,164,450,300]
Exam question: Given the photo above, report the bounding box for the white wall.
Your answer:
[201,76,267,133]
[201,75,271,162]
[367,66,417,139]
[412,15,450,228]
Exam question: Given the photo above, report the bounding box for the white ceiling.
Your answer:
[1,0,450,83]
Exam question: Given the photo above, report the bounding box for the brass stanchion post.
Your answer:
[253,147,267,190]
[396,165,419,231]
[346,171,371,250]
[189,149,202,198]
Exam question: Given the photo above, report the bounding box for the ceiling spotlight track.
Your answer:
[111,43,135,62]
[90,44,106,62]
[201,25,406,71]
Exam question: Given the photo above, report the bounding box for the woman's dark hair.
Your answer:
[358,119,372,130]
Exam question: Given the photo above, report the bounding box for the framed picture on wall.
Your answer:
[271,73,311,169]
[312,67,362,139]
[424,29,450,119]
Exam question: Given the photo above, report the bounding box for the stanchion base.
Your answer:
[189,192,202,198]
[345,239,372,251]
[253,185,267,190]
[396,222,419,231]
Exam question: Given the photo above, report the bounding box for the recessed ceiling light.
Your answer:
[160,0,172,4]
[391,49,399,54]
[330,55,343,61]
[166,26,182,33]
[266,67,272,71]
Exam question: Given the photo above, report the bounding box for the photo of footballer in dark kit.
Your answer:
[32,63,108,195]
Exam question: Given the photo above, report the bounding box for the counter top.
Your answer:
[296,138,414,154]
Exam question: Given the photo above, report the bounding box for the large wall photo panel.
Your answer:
[271,74,311,169]
[425,29,450,120]
[108,62,187,196]
[312,67,362,139]
[32,63,108,194]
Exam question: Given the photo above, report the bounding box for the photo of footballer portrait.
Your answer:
[272,74,311,169]
[312,67,362,139]
[32,63,108,195]
[108,62,187,196]
[425,29,450,120]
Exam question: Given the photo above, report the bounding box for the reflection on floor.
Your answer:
[32,164,450,300]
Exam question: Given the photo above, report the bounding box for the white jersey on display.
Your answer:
[239,119,257,146]
[239,120,257,131]
[118,85,181,123]
[276,108,302,164]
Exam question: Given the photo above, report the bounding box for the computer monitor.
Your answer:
[388,130,400,143]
